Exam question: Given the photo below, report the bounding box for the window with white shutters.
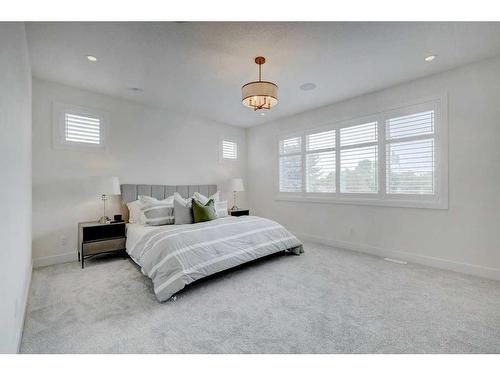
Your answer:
[279,136,302,192]
[306,130,335,193]
[385,110,435,195]
[53,102,107,151]
[65,113,101,144]
[340,122,378,193]
[277,99,447,209]
[222,140,238,160]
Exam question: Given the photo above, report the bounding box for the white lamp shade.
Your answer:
[91,176,121,195]
[242,81,278,110]
[228,178,244,192]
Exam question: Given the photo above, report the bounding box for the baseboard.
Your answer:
[294,232,500,281]
[16,260,33,353]
[33,252,76,268]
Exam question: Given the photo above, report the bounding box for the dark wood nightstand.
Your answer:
[229,209,249,217]
[78,221,126,268]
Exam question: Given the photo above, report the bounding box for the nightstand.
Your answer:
[78,221,126,269]
[229,209,249,217]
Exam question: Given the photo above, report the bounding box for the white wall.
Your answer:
[0,23,32,353]
[32,78,247,266]
[247,56,500,279]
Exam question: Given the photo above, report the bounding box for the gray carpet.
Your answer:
[21,242,500,353]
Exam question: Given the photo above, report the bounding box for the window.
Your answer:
[277,99,447,209]
[222,139,238,160]
[64,113,101,144]
[385,111,435,195]
[340,122,378,193]
[306,130,335,193]
[53,102,107,151]
[279,136,302,192]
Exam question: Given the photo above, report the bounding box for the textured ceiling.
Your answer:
[26,22,500,127]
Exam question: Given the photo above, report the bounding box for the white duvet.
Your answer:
[126,216,303,302]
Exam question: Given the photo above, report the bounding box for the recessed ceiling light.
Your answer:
[425,55,437,62]
[260,112,266,116]
[86,55,97,62]
[300,82,316,91]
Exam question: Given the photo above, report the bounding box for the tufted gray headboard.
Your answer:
[120,184,218,204]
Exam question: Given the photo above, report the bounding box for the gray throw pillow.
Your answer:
[174,195,193,225]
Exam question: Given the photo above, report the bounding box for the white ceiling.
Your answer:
[26,22,500,127]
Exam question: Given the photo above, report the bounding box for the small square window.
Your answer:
[53,102,108,151]
[222,140,238,160]
[65,113,101,145]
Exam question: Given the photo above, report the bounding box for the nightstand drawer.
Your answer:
[83,223,125,242]
[82,238,126,256]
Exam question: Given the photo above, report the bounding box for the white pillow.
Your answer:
[127,200,143,224]
[139,195,174,207]
[193,191,220,205]
[215,200,228,218]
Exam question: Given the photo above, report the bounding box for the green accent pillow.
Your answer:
[192,198,217,223]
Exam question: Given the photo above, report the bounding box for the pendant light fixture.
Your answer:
[241,56,278,111]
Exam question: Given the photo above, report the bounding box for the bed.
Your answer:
[121,184,304,302]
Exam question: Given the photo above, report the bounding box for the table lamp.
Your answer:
[228,178,244,211]
[91,176,121,223]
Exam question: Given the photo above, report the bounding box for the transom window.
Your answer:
[277,99,447,209]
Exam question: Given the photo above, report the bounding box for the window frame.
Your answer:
[52,102,108,152]
[275,97,448,209]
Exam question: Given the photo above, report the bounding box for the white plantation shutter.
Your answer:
[279,136,302,192]
[386,111,434,140]
[53,103,107,151]
[222,140,238,160]
[340,122,378,193]
[340,121,377,146]
[386,139,434,194]
[280,137,301,154]
[306,130,335,151]
[306,130,335,192]
[279,155,302,192]
[65,113,101,144]
[386,110,435,195]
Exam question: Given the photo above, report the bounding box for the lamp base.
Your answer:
[230,205,239,211]
[98,216,110,224]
